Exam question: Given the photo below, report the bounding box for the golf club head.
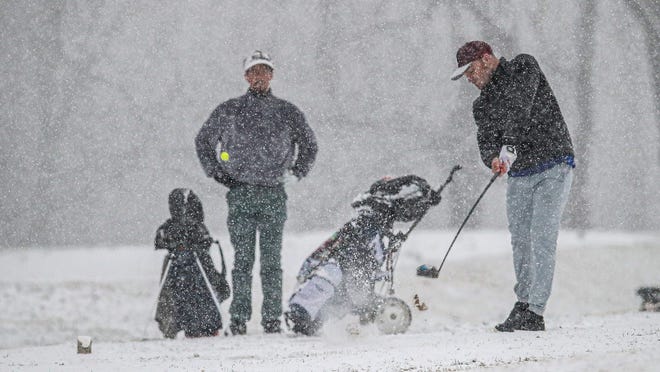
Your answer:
[416,264,439,278]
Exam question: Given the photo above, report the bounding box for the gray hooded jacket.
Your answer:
[196,89,317,187]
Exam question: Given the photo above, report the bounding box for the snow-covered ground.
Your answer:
[1,230,658,371]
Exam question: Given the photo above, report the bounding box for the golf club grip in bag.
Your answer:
[399,165,462,242]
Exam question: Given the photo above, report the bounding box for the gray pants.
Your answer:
[507,163,573,315]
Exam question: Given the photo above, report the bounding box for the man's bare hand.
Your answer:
[491,157,507,175]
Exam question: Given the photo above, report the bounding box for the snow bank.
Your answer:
[0,230,658,371]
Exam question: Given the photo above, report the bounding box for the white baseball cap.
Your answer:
[243,50,274,72]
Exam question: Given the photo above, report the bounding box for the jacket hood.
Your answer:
[168,188,204,223]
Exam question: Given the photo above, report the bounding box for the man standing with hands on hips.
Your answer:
[196,50,317,335]
[450,41,574,332]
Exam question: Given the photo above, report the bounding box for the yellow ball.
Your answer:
[220,151,230,161]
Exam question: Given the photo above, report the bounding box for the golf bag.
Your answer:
[637,287,660,312]
[286,175,439,336]
[154,188,230,338]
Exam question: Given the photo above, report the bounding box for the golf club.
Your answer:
[417,172,499,278]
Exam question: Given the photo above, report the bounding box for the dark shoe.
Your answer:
[263,319,282,334]
[185,329,220,338]
[229,320,246,335]
[495,302,528,332]
[285,305,321,336]
[519,310,545,331]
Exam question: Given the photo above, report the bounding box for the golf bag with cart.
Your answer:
[285,171,459,336]
[154,188,230,338]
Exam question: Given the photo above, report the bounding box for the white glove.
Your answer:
[499,145,517,170]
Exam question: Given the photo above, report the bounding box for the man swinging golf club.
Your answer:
[451,41,575,332]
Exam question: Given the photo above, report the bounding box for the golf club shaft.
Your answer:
[434,173,499,277]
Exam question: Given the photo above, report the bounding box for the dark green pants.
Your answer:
[227,184,287,326]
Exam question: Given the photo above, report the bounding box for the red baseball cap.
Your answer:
[450,41,493,80]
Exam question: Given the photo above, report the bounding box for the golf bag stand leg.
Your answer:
[152,253,174,319]
[143,253,175,339]
[193,251,223,315]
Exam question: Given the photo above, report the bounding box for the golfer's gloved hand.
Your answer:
[498,145,517,171]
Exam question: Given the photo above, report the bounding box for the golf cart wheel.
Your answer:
[375,297,412,335]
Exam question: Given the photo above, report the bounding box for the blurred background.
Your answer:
[1,0,658,247]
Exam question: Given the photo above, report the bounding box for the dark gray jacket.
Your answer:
[473,54,574,174]
[196,89,317,187]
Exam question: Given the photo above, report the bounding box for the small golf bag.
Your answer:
[154,188,230,338]
[286,175,439,336]
[637,287,660,312]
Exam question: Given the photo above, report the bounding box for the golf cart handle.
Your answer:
[430,165,462,205]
